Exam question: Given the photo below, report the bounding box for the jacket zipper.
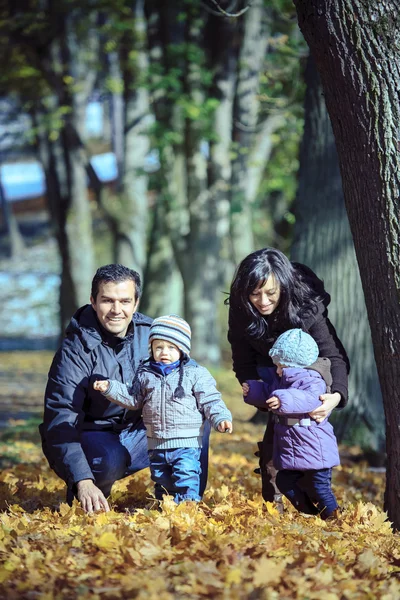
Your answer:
[160,376,166,432]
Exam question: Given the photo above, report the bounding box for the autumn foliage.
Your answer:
[0,355,399,599]
[0,420,398,600]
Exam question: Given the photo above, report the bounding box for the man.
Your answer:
[40,264,210,513]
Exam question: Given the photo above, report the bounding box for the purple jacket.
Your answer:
[245,361,340,471]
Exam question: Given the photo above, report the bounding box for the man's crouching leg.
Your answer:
[69,423,149,505]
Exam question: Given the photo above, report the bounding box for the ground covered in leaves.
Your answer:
[0,354,398,599]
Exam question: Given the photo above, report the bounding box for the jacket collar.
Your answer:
[280,357,331,390]
[65,304,152,352]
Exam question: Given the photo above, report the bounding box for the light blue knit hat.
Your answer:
[269,328,319,368]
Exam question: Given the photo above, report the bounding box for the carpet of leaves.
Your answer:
[0,354,399,599]
[0,424,398,599]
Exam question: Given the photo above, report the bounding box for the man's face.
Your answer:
[90,280,139,338]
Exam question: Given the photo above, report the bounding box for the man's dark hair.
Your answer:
[91,264,142,301]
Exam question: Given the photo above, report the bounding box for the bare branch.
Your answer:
[201,0,253,18]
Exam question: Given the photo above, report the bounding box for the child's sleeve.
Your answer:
[100,378,144,410]
[273,375,327,414]
[244,381,270,408]
[192,367,232,430]
[244,369,280,408]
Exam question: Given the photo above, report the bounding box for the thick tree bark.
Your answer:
[294,0,400,527]
[291,55,384,451]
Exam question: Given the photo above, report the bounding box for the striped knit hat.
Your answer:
[269,328,319,368]
[148,315,191,357]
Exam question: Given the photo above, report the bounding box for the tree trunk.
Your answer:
[294,0,400,528]
[229,2,271,264]
[0,172,25,257]
[207,11,239,286]
[291,55,384,452]
[146,2,225,364]
[140,196,183,317]
[31,10,97,331]
[35,109,94,332]
[100,1,151,274]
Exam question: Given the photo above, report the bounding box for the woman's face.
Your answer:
[249,275,281,316]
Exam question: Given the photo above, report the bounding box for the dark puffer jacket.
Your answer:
[228,263,350,407]
[39,305,152,486]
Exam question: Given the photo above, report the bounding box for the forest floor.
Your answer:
[0,352,398,599]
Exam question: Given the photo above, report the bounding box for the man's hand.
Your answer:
[218,420,233,433]
[266,395,281,410]
[242,382,250,396]
[76,479,110,513]
[93,380,110,393]
[309,392,341,423]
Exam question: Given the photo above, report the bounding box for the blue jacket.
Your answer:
[245,359,340,471]
[39,304,152,486]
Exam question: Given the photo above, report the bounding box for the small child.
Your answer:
[94,314,232,504]
[242,328,340,520]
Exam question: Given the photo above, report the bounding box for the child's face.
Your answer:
[152,339,181,364]
[276,363,286,376]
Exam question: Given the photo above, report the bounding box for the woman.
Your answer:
[227,247,349,507]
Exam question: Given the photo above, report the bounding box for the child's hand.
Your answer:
[218,420,233,433]
[93,380,110,394]
[266,395,281,410]
[242,382,250,396]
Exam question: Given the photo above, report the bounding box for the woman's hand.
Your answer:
[242,382,250,396]
[309,392,341,423]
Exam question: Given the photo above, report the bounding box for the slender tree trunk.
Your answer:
[31,10,97,330]
[140,196,183,317]
[229,2,271,264]
[35,125,81,329]
[0,171,25,257]
[294,0,400,528]
[100,1,150,274]
[207,13,239,287]
[146,2,225,363]
[291,55,384,451]
[117,0,150,272]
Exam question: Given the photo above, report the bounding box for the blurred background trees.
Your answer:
[0,0,384,453]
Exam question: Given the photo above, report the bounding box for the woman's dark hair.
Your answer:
[227,248,328,338]
[91,264,142,301]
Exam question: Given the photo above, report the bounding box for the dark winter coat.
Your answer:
[228,263,349,406]
[244,359,340,470]
[39,305,152,486]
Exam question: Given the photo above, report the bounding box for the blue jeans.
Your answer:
[67,420,211,502]
[276,468,338,519]
[149,447,202,503]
